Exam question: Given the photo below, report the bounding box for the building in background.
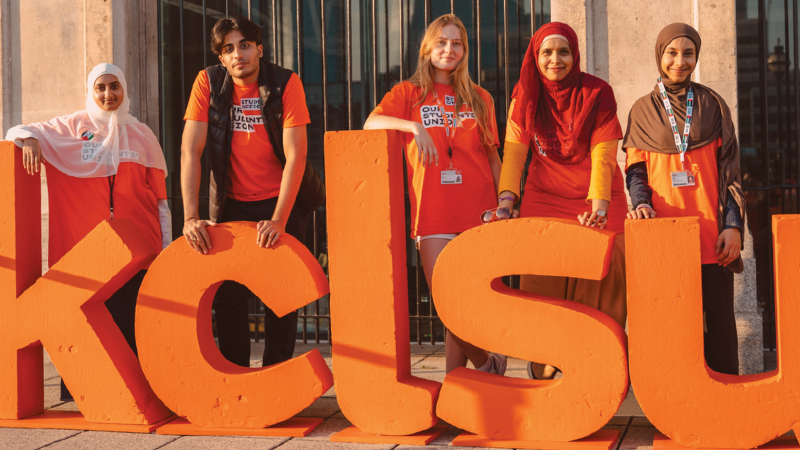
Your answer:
[4,0,797,374]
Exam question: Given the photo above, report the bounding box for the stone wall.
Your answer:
[553,0,763,374]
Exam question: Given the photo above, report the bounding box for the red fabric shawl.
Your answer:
[511,22,621,165]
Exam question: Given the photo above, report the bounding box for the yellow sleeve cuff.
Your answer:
[498,139,530,202]
[587,139,619,203]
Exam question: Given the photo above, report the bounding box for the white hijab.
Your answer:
[6,63,168,178]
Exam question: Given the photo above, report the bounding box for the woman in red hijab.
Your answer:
[496,22,627,380]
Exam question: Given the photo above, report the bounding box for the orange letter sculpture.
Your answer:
[0,142,171,425]
[627,216,800,448]
[433,218,629,441]
[325,130,441,435]
[136,222,333,428]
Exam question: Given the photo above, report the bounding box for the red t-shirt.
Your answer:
[373,81,500,237]
[505,99,627,234]
[625,139,721,264]
[45,161,167,267]
[184,70,310,201]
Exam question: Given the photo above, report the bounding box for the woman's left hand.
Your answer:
[716,228,742,267]
[257,219,286,248]
[578,199,610,229]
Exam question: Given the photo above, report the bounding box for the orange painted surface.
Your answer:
[0,411,176,433]
[452,429,623,450]
[325,130,441,435]
[156,417,323,437]
[330,423,449,445]
[652,432,800,450]
[0,141,170,425]
[433,218,629,441]
[136,222,333,428]
[626,217,800,449]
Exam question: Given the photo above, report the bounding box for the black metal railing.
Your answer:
[158,0,549,344]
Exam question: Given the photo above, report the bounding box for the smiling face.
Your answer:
[218,29,264,84]
[429,24,465,75]
[537,38,573,82]
[660,37,697,83]
[93,74,124,111]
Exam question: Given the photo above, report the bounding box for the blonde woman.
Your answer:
[363,14,505,375]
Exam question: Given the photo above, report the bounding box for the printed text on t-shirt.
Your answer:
[233,105,264,133]
[420,105,476,129]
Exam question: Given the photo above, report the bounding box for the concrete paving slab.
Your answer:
[44,377,64,409]
[275,441,395,450]
[630,417,653,427]
[48,401,79,412]
[608,416,632,426]
[618,426,655,450]
[0,428,80,450]
[43,350,58,381]
[295,397,341,419]
[43,431,179,450]
[299,417,352,441]
[428,423,463,446]
[159,435,289,449]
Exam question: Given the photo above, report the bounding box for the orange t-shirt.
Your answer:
[184,70,311,201]
[44,161,167,268]
[625,139,721,264]
[373,81,500,237]
[505,100,627,234]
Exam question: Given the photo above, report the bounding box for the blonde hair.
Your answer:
[407,14,494,148]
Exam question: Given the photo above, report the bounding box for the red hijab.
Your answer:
[511,22,621,165]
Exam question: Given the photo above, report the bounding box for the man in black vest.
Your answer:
[181,14,309,367]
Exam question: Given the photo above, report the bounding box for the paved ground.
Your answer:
[2,342,658,450]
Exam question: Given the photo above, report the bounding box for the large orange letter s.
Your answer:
[433,218,629,441]
[0,141,171,425]
[627,217,800,448]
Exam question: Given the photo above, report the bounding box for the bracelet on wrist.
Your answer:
[498,196,515,203]
[635,204,653,211]
[184,216,200,224]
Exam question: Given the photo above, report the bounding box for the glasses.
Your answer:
[480,207,512,224]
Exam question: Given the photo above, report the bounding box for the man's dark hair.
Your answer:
[211,14,263,56]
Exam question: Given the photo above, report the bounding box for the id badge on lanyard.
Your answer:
[433,90,462,185]
[658,77,696,188]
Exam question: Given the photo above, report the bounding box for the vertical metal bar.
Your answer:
[495,0,500,100]
[476,0,481,86]
[273,0,278,64]
[793,0,799,189]
[451,0,455,13]
[503,0,510,116]
[425,0,430,25]
[415,249,422,345]
[322,0,329,132]
[248,0,252,18]
[372,0,378,108]
[180,0,186,114]
[517,0,522,72]
[540,0,543,26]
[280,0,284,65]
[226,0,229,17]
[385,0,389,93]
[297,0,304,79]
[531,0,535,34]
[399,0,404,81]
[203,0,207,68]
[347,0,353,129]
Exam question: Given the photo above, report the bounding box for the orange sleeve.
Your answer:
[282,73,311,128]
[146,168,168,200]
[184,71,211,122]
[625,148,648,171]
[372,82,413,120]
[505,100,531,145]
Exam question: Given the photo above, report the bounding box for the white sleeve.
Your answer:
[5,125,37,148]
[157,199,172,250]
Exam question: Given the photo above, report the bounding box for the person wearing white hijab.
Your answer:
[5,63,170,402]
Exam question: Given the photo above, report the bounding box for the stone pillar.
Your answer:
[552,0,764,374]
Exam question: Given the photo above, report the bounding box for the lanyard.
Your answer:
[657,77,694,169]
[108,175,116,219]
[432,89,456,168]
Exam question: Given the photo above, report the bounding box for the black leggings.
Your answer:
[701,264,740,375]
[213,196,309,368]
